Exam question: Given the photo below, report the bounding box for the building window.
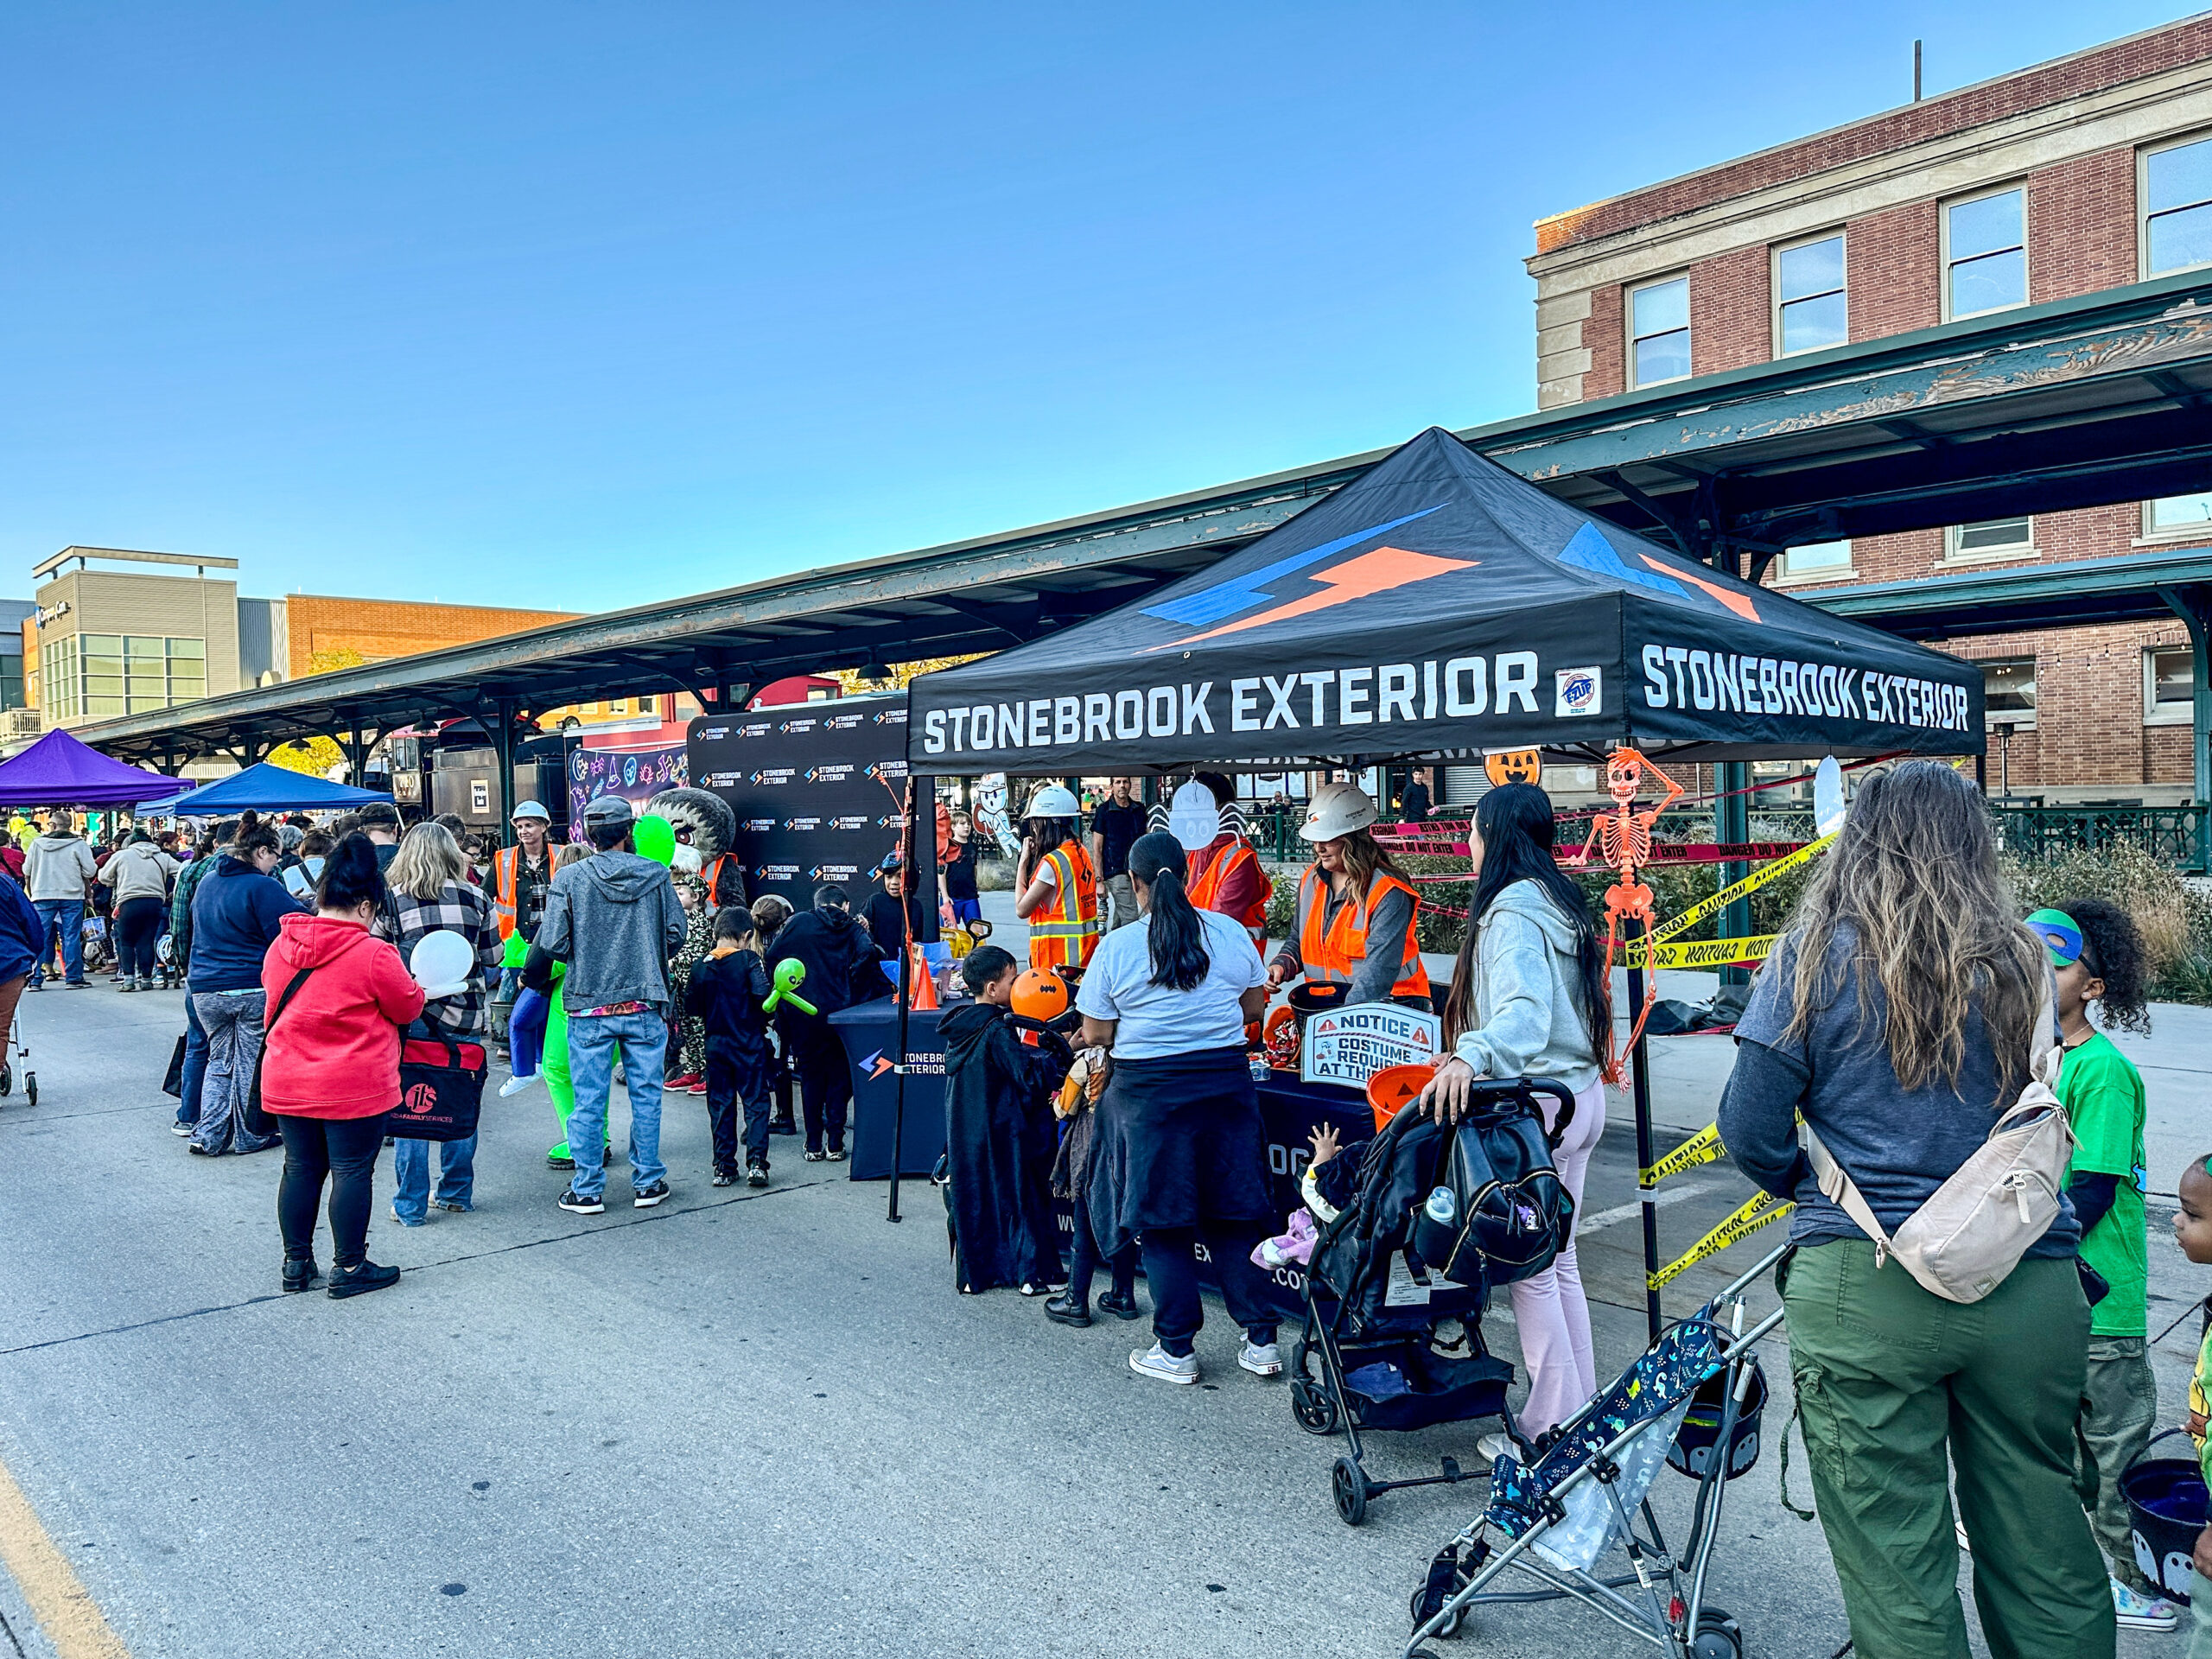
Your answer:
[1983,658,2037,728]
[2144,132,2212,276]
[2147,493,2212,540]
[1774,232,1847,355]
[1775,538,1853,582]
[44,633,204,722]
[1944,186,2026,319]
[1628,276,1691,388]
[2147,645,2196,726]
[1945,517,2034,562]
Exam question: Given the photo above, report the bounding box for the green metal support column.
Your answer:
[1715,768,1751,986]
[2159,587,2212,799]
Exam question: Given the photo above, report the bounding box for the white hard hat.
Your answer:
[1026,783,1080,819]
[510,799,551,822]
[1300,781,1379,842]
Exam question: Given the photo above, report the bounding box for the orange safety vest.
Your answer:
[1187,835,1268,942]
[1027,839,1101,971]
[492,842,557,940]
[1294,864,1429,1001]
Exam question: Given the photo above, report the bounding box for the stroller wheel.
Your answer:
[1406,1586,1466,1640]
[1290,1375,1338,1437]
[1689,1607,1742,1658]
[24,1073,35,1108]
[0,1058,11,1095]
[1331,1456,1369,1527]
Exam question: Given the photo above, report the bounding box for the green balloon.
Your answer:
[763,957,817,1016]
[633,813,676,867]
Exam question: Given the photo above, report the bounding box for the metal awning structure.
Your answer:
[73,269,2212,771]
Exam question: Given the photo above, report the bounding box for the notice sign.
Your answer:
[1300,1003,1443,1088]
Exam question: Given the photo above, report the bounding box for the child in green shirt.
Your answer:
[2171,1155,2212,1655]
[2029,899,2173,1630]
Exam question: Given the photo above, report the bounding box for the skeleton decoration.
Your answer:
[1570,747,1683,1078]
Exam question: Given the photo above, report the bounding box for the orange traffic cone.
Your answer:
[909,942,939,1011]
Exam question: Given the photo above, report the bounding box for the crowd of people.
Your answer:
[16,756,2211,1654]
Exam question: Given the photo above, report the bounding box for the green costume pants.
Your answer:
[2075,1335,2159,1597]
[1781,1240,2114,1659]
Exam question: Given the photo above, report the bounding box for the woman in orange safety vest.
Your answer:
[1014,783,1101,973]
[1265,781,1429,1008]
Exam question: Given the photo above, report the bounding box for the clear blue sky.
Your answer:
[1,3,2191,613]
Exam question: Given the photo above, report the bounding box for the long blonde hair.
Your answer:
[387,822,465,903]
[1780,761,2044,1096]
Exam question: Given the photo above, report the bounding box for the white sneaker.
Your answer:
[497,1072,540,1098]
[1129,1343,1199,1384]
[2111,1579,2181,1632]
[1237,1340,1283,1377]
[1477,1431,1516,1465]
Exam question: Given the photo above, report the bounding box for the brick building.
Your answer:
[1528,17,2212,800]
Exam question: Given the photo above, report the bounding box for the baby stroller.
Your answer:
[0,1007,35,1107]
[1401,1240,1789,1659]
[1291,1077,1578,1525]
[153,932,181,989]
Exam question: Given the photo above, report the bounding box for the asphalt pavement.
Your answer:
[0,961,2201,1658]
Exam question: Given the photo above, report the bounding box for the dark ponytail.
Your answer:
[315,832,385,912]
[1128,831,1209,991]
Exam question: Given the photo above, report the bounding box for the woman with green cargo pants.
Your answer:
[1717,761,2112,1659]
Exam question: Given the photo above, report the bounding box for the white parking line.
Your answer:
[1580,1180,1716,1234]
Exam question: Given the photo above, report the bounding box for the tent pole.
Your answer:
[1716,762,1751,988]
[887,779,922,1224]
[1625,911,1661,1342]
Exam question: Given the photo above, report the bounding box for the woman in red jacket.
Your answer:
[259,834,426,1300]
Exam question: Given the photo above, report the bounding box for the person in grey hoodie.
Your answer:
[531,794,687,1214]
[106,830,181,991]
[23,813,99,988]
[1417,783,1611,1436]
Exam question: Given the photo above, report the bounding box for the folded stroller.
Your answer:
[1291,1077,1579,1525]
[1401,1241,1789,1659]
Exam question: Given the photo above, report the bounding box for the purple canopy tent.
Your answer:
[0,729,177,808]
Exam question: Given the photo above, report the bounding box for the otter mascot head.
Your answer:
[645,785,745,908]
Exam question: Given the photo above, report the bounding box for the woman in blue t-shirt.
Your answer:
[1075,831,1275,1387]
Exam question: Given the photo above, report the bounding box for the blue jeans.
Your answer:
[564,1009,667,1198]
[180,984,208,1125]
[392,1133,478,1223]
[31,899,84,986]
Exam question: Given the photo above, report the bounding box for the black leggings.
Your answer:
[1138,1224,1280,1357]
[114,897,165,978]
[277,1115,387,1268]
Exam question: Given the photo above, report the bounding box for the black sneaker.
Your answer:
[770,1117,798,1136]
[1044,1292,1091,1328]
[556,1188,605,1215]
[546,1152,576,1171]
[746,1162,769,1188]
[282,1256,322,1294]
[632,1181,670,1208]
[1096,1289,1142,1321]
[712,1166,738,1187]
[327,1260,400,1300]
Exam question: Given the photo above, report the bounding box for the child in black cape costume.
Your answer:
[940,946,1071,1294]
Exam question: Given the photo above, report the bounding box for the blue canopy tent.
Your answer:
[162,763,392,816]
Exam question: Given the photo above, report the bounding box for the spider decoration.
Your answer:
[1572,747,1683,1077]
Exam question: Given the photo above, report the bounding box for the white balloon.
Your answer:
[1168,780,1222,852]
[1813,755,1846,837]
[409,929,474,993]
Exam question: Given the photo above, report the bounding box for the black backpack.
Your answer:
[1410,1078,1578,1294]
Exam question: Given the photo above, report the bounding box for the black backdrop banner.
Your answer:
[906,427,1985,772]
[686,696,910,912]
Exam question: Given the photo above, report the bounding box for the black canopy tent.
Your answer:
[906,427,1984,773]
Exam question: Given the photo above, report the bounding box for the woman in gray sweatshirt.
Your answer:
[1419,783,1610,1434]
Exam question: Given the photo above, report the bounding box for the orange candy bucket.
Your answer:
[1365,1062,1438,1133]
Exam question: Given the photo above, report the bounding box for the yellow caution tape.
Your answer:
[1641,1122,1725,1189]
[1646,833,1836,947]
[1648,1192,1795,1290]
[1624,932,1778,971]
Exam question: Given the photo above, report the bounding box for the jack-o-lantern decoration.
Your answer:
[1485,748,1543,787]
